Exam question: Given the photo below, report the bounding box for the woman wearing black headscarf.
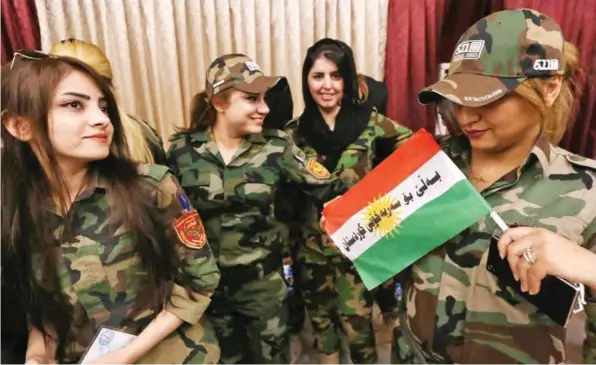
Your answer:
[284,38,412,364]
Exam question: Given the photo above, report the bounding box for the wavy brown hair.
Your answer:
[1,56,190,360]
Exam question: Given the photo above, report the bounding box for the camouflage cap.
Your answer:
[205,53,280,99]
[419,9,565,107]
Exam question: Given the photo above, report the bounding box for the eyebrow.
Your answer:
[60,92,106,101]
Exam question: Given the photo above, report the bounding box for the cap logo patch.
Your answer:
[212,79,226,88]
[453,40,485,61]
[533,59,559,71]
[244,60,261,72]
[463,89,503,103]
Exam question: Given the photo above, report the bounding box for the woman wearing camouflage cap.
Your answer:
[390,8,596,364]
[166,53,347,363]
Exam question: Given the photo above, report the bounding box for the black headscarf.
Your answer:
[263,76,293,130]
[297,38,373,171]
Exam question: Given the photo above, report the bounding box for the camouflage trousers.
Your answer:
[391,321,427,364]
[207,270,290,364]
[136,317,221,364]
[299,258,378,364]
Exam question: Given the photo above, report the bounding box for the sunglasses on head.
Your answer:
[10,49,54,70]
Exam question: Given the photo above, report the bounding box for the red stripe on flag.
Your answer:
[323,129,441,235]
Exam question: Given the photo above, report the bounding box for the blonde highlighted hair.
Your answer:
[357,74,369,103]
[514,41,581,144]
[50,39,155,163]
[437,41,582,143]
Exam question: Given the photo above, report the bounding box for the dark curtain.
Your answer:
[497,0,596,158]
[384,0,447,134]
[385,0,595,157]
[1,0,41,65]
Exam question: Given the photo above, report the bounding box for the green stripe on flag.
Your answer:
[353,179,491,289]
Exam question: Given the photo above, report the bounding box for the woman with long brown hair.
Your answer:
[1,52,220,364]
[50,38,166,165]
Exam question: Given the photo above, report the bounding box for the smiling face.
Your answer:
[454,93,541,153]
[215,89,270,136]
[307,56,344,112]
[48,70,114,165]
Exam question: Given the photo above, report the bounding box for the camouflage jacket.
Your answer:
[35,164,220,362]
[399,134,596,364]
[285,110,413,262]
[166,128,346,269]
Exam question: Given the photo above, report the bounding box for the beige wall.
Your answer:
[36,0,389,144]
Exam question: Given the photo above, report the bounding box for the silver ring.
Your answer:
[523,248,536,265]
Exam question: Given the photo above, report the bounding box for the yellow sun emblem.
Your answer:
[362,195,403,238]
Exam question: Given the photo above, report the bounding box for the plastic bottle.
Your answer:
[283,263,294,292]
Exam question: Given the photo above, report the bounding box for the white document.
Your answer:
[79,327,137,364]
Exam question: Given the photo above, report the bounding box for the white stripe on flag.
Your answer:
[330,151,466,261]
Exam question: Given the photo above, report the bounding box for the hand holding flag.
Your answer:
[322,129,496,289]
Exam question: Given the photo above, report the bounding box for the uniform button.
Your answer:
[534,174,541,180]
[569,154,580,161]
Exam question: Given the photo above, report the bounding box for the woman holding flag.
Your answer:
[284,38,412,364]
[389,8,596,364]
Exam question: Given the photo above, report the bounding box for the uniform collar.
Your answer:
[447,132,552,178]
[43,168,107,217]
[74,169,108,202]
[189,127,266,144]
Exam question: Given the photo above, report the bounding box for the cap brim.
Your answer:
[235,76,281,94]
[418,73,526,107]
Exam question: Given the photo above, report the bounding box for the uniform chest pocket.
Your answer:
[241,168,280,208]
[336,145,371,180]
[338,145,369,169]
[180,170,220,202]
[60,234,143,325]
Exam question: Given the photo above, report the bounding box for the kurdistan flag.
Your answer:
[322,129,492,289]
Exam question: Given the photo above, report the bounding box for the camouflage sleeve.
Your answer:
[379,114,413,149]
[155,172,221,325]
[148,132,167,166]
[279,139,348,203]
[372,113,413,167]
[582,221,596,364]
[165,135,185,176]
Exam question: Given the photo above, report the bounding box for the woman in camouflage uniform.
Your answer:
[1,53,220,364]
[166,53,346,364]
[284,38,413,364]
[391,9,596,364]
[50,39,167,165]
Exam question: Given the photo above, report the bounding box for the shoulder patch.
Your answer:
[564,153,596,171]
[305,158,331,179]
[262,128,289,140]
[173,209,207,250]
[138,163,170,182]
